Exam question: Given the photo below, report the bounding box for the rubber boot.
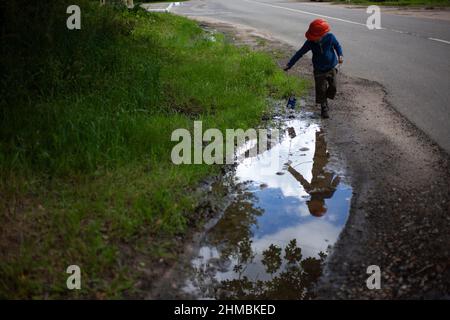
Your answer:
[321,101,329,119]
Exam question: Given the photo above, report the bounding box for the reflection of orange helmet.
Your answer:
[307,199,327,217]
[305,19,330,41]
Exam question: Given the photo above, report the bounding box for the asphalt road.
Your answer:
[173,0,450,154]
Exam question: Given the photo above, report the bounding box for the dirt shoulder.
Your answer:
[316,71,450,299]
[185,17,450,299]
[380,7,450,21]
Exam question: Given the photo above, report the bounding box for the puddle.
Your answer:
[183,113,352,299]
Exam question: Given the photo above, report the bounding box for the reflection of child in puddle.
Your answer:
[287,129,340,217]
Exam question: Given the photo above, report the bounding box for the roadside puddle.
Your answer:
[183,112,352,299]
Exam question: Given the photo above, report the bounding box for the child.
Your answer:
[284,19,343,119]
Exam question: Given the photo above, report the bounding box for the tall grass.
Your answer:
[0,2,306,298]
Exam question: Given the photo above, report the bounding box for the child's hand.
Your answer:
[338,56,344,64]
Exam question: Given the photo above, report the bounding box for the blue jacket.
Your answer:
[287,33,343,72]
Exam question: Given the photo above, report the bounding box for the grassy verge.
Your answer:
[332,0,450,7]
[0,1,306,298]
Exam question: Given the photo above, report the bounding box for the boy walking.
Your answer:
[284,19,343,118]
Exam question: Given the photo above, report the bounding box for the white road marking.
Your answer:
[243,0,450,45]
[145,2,179,13]
[428,37,450,45]
[243,0,371,28]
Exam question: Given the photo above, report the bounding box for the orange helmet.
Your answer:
[305,19,330,41]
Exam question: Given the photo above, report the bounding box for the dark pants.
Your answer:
[314,68,337,104]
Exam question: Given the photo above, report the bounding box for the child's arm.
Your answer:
[332,34,344,63]
[284,41,311,71]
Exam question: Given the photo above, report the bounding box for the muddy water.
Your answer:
[183,112,352,299]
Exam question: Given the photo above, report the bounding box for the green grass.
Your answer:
[332,0,450,6]
[0,2,306,299]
